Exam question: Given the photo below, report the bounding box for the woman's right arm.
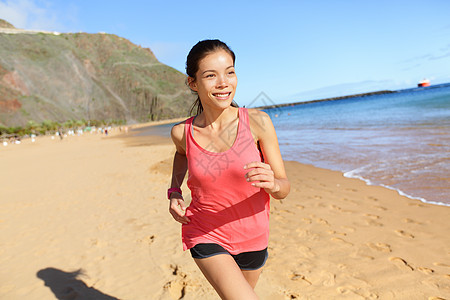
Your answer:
[168,123,190,224]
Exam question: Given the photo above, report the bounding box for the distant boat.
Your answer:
[418,79,430,87]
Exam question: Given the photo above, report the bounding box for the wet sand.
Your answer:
[0,130,449,299]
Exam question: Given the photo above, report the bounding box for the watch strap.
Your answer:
[167,187,182,199]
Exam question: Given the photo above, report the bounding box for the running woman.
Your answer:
[168,39,290,299]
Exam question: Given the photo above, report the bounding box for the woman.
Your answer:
[168,39,290,299]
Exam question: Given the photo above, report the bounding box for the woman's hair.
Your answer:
[186,39,239,115]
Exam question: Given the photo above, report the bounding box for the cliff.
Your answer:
[0,19,194,127]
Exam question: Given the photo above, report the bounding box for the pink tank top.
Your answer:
[182,107,270,255]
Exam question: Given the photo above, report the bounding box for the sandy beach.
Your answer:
[1,130,449,299]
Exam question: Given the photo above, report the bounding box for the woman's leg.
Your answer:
[241,268,263,289]
[194,254,259,300]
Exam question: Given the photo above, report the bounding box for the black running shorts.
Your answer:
[189,243,268,271]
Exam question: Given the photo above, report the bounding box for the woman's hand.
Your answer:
[169,193,190,224]
[244,161,280,195]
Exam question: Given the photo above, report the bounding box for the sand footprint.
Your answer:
[290,272,312,285]
[336,286,378,299]
[337,275,378,299]
[365,219,384,227]
[315,218,329,225]
[395,230,415,239]
[298,230,320,241]
[297,245,316,258]
[340,197,358,204]
[336,285,354,295]
[367,242,392,253]
[417,267,434,274]
[331,237,353,246]
[403,218,423,225]
[364,214,380,219]
[408,202,425,207]
[327,230,347,236]
[363,214,382,225]
[373,205,387,211]
[164,264,188,300]
[301,218,312,224]
[336,286,368,299]
[164,280,187,300]
[389,257,414,271]
[329,204,342,211]
[341,226,356,233]
[321,271,336,287]
[433,262,450,268]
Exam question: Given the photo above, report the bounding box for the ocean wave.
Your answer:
[343,169,450,207]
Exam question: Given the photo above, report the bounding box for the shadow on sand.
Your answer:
[37,267,119,300]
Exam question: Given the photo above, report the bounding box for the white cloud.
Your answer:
[0,0,62,31]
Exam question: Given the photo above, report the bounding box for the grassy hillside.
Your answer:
[0,20,194,127]
[0,19,15,29]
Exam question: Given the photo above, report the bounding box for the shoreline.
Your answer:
[343,170,450,208]
[118,121,450,208]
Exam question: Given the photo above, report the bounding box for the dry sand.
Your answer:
[1,130,449,299]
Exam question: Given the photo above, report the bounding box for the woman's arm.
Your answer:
[244,109,290,199]
[168,123,190,224]
[170,151,188,191]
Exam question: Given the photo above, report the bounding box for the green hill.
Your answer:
[0,19,194,127]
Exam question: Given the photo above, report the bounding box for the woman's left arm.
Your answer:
[244,109,290,199]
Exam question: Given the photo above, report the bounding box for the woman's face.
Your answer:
[189,50,237,111]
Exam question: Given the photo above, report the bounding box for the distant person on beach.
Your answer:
[168,39,290,299]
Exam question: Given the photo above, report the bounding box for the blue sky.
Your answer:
[1,0,450,106]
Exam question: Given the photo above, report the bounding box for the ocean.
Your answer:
[265,83,450,206]
[133,83,450,206]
